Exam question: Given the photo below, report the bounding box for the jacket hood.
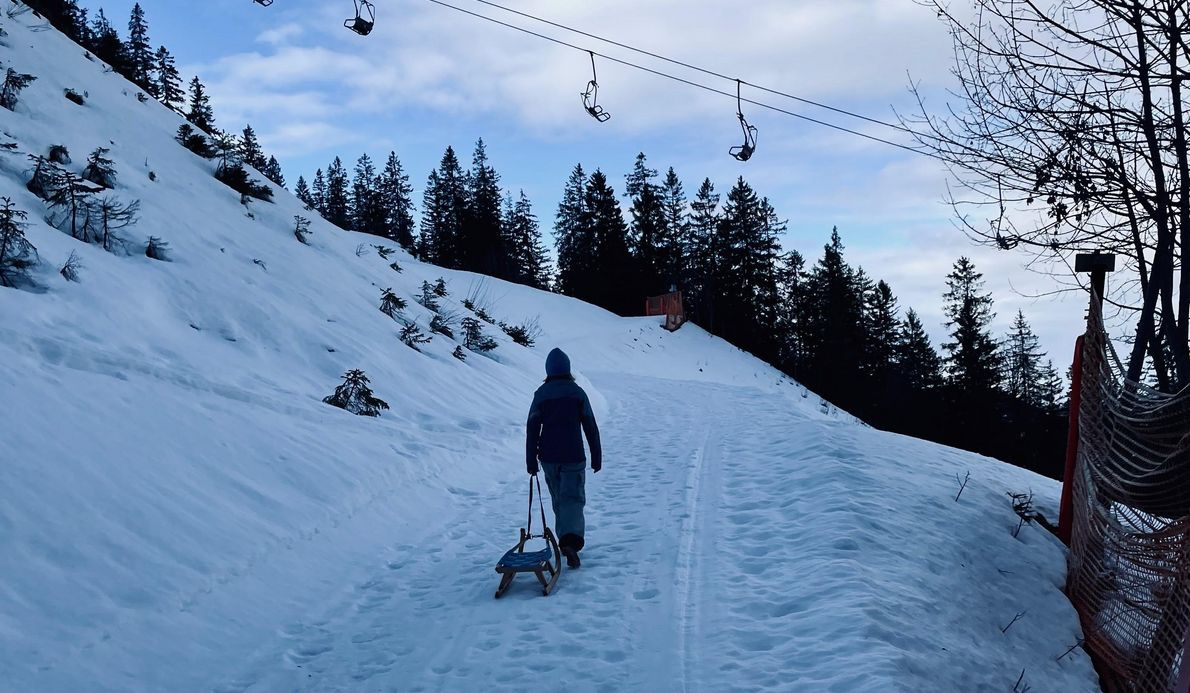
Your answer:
[545,348,571,377]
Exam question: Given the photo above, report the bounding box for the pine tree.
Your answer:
[311,168,327,214]
[379,288,407,319]
[351,153,385,235]
[88,9,125,74]
[1038,359,1066,413]
[895,309,943,390]
[399,322,433,351]
[658,167,687,292]
[239,125,266,170]
[505,190,550,289]
[464,139,506,277]
[186,76,215,133]
[865,280,900,382]
[685,178,720,328]
[802,227,867,398]
[554,163,589,297]
[775,250,808,375]
[125,4,153,93]
[323,157,351,229]
[941,257,1002,391]
[153,46,183,110]
[378,152,416,249]
[82,147,117,188]
[294,176,314,209]
[1004,310,1045,407]
[0,197,38,288]
[625,153,664,295]
[419,146,467,266]
[585,169,636,314]
[461,317,498,352]
[263,156,285,187]
[1,69,36,111]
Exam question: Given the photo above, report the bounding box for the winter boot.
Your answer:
[561,545,581,569]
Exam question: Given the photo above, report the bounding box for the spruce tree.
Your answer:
[294,175,314,209]
[775,250,808,375]
[658,167,687,293]
[311,168,327,214]
[419,146,467,266]
[1004,310,1046,407]
[1,69,36,111]
[153,46,183,110]
[865,280,900,382]
[625,153,664,295]
[685,178,720,328]
[895,309,943,390]
[263,156,285,187]
[0,197,38,288]
[378,152,415,249]
[941,256,1002,391]
[351,153,384,235]
[554,163,589,297]
[505,190,550,289]
[465,139,506,277]
[323,157,351,229]
[186,76,215,133]
[125,4,153,93]
[82,147,117,188]
[88,9,125,73]
[323,370,389,416]
[802,227,866,400]
[585,169,636,314]
[239,125,266,170]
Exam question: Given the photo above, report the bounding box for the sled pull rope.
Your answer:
[527,474,548,539]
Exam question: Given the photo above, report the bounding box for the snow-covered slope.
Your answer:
[0,6,1097,692]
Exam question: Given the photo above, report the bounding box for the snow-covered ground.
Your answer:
[0,5,1097,691]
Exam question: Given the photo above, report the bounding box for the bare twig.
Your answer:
[1012,669,1031,693]
[1001,611,1027,634]
[1057,638,1085,662]
[955,471,971,502]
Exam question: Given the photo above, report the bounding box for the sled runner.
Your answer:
[495,475,561,598]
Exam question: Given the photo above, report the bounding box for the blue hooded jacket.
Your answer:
[526,348,602,473]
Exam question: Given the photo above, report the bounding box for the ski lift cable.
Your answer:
[423,0,927,157]
[467,0,915,136]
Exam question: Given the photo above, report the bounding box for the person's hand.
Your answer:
[527,461,539,476]
[592,459,601,474]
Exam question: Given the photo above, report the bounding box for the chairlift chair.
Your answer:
[252,0,273,6]
[345,0,376,36]
[729,80,758,162]
[581,52,611,123]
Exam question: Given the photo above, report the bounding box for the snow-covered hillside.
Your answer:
[0,5,1097,691]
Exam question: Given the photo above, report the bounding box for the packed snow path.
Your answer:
[215,374,1094,693]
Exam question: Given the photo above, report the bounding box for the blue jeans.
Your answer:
[542,462,586,551]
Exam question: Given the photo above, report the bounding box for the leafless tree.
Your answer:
[906,0,1190,389]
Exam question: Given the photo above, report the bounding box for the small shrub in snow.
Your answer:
[91,196,139,253]
[293,215,311,245]
[461,317,498,353]
[25,154,59,200]
[379,288,407,319]
[462,298,475,311]
[373,245,395,260]
[64,88,84,105]
[145,236,171,262]
[175,124,216,158]
[389,261,403,273]
[417,281,440,312]
[433,278,448,297]
[135,92,149,103]
[1,67,36,111]
[59,250,82,282]
[0,198,38,288]
[323,369,389,417]
[399,321,432,351]
[501,320,539,347]
[215,161,273,202]
[429,313,455,339]
[474,306,495,324]
[355,243,368,257]
[48,144,70,165]
[82,147,117,188]
[452,345,466,361]
[253,258,267,271]
[148,171,157,182]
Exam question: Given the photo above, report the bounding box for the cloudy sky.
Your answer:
[90,0,1094,367]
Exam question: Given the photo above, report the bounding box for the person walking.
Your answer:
[525,348,602,569]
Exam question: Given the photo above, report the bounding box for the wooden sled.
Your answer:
[494,476,561,598]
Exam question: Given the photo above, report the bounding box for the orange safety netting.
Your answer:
[1066,296,1190,692]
